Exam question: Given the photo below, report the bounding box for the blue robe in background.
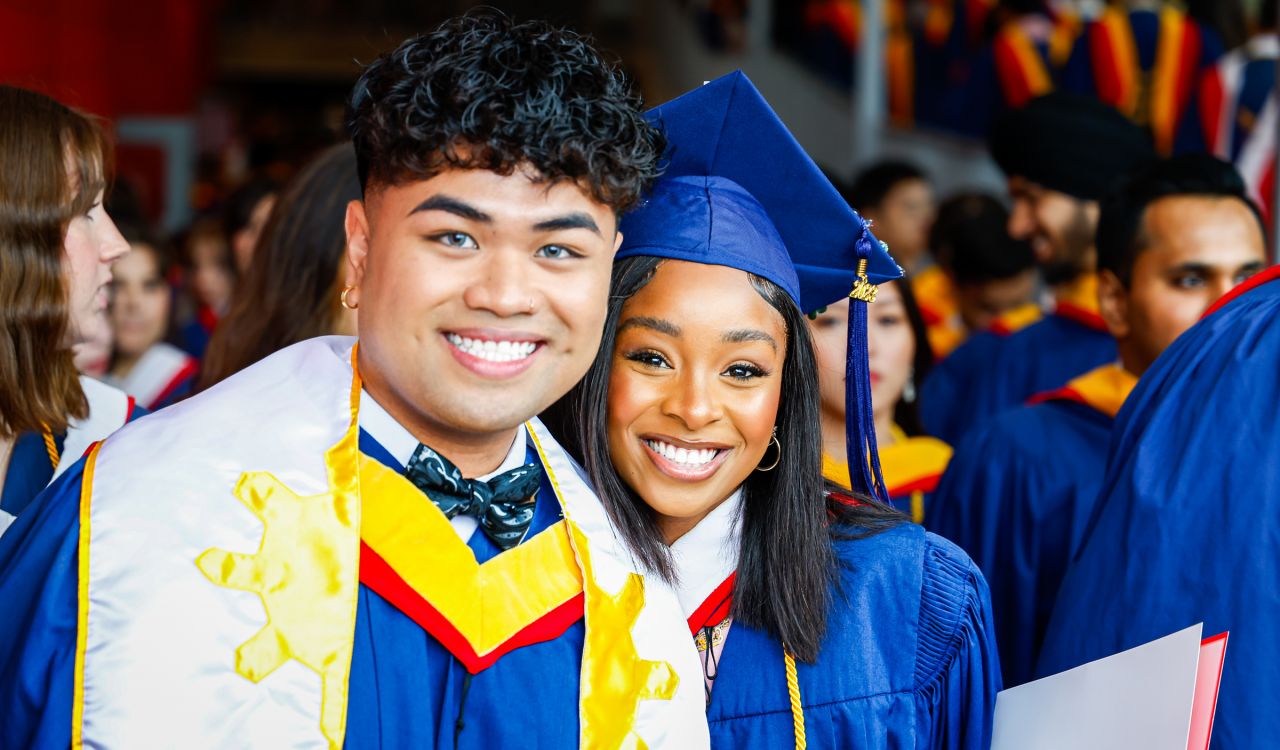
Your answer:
[1037,268,1280,748]
[707,524,1001,749]
[927,364,1135,687]
[0,429,583,749]
[0,404,149,519]
[920,308,1115,446]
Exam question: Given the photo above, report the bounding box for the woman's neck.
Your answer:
[110,351,143,381]
[874,407,897,448]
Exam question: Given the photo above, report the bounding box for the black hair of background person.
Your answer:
[198,143,361,390]
[544,255,906,664]
[893,279,935,438]
[1186,0,1248,50]
[847,160,927,213]
[223,177,279,240]
[345,10,665,213]
[1096,154,1268,288]
[930,194,1035,285]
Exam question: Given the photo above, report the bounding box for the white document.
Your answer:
[992,623,1203,750]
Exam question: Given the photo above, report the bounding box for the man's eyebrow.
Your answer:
[618,316,681,337]
[723,328,779,352]
[533,212,601,237]
[408,194,492,223]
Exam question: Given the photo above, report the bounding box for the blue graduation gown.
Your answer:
[1037,269,1280,747]
[707,524,1001,749]
[927,397,1115,687]
[0,429,582,749]
[920,314,1116,445]
[0,405,149,518]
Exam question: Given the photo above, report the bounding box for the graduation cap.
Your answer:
[618,71,903,503]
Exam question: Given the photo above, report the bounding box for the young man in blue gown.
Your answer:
[1036,259,1280,747]
[0,14,723,749]
[927,155,1268,687]
[920,93,1153,445]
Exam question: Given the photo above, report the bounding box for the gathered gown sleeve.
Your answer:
[913,533,1002,750]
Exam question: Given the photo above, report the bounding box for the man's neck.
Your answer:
[361,372,518,478]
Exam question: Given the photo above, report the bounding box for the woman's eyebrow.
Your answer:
[723,328,778,352]
[617,316,681,337]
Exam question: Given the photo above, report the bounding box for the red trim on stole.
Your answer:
[888,472,943,497]
[124,396,137,422]
[1026,385,1087,409]
[358,541,586,674]
[687,574,736,635]
[1198,67,1225,153]
[1090,16,1127,111]
[1201,265,1280,319]
[1053,302,1108,332]
[151,358,200,408]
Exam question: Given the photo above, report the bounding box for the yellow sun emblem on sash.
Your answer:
[195,433,361,750]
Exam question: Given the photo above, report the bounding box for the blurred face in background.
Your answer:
[806,297,849,428]
[63,187,130,346]
[231,193,276,274]
[1007,176,1098,285]
[110,243,171,359]
[1099,195,1267,376]
[955,269,1039,332]
[865,178,935,270]
[865,282,915,426]
[188,230,235,313]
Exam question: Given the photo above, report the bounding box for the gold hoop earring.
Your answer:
[755,434,782,472]
[340,286,358,310]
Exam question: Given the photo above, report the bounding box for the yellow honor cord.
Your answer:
[784,650,807,749]
[41,426,60,469]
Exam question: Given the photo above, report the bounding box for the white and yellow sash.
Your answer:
[74,336,707,749]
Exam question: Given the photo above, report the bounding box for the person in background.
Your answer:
[104,225,198,411]
[177,216,236,359]
[811,280,950,524]
[1183,0,1276,226]
[1036,267,1280,747]
[198,143,360,389]
[224,177,279,275]
[1059,0,1223,155]
[915,193,1041,359]
[848,160,936,275]
[929,155,1267,688]
[920,93,1153,445]
[0,85,142,527]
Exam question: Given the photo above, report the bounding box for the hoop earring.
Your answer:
[340,286,358,310]
[755,434,782,472]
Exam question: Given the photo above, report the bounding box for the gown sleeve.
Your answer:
[927,412,1059,688]
[0,458,85,749]
[913,533,1001,750]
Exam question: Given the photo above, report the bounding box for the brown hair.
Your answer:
[0,85,111,437]
[198,143,362,389]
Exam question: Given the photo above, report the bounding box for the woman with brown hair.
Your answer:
[197,143,361,389]
[0,86,141,529]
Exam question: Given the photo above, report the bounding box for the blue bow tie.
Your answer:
[403,442,542,551]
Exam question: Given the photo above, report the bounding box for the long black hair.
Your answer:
[893,279,934,436]
[546,256,905,662]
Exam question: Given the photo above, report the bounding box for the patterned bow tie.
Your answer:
[403,442,542,551]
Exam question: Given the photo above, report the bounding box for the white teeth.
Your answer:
[446,333,538,363]
[645,440,719,467]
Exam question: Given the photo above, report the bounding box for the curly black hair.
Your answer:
[346,12,665,214]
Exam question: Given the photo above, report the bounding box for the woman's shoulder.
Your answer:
[830,524,992,681]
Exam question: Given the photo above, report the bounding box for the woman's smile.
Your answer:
[640,434,732,482]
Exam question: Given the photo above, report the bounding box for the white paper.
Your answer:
[992,623,1203,750]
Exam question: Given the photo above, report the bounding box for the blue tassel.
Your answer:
[844,244,889,504]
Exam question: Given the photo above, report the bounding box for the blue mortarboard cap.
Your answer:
[618,71,902,504]
[618,70,901,313]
